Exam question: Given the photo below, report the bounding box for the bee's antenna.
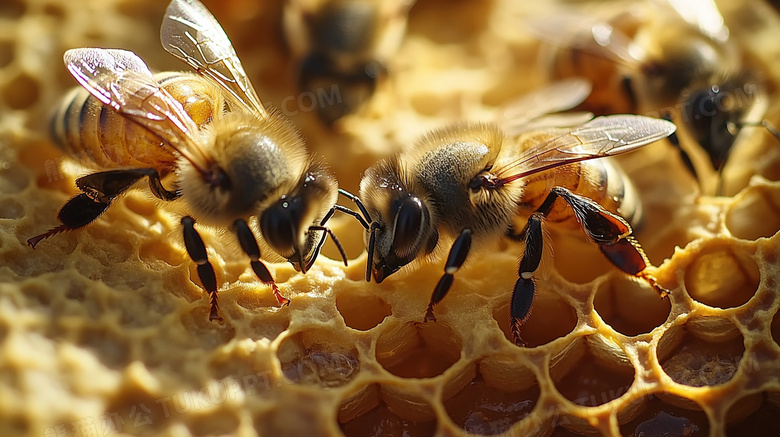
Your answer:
[337,189,372,228]
[308,224,349,267]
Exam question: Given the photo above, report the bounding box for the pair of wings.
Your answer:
[64,0,265,173]
[464,78,677,182]
[525,0,728,68]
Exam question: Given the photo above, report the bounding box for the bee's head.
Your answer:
[360,161,438,283]
[259,162,338,273]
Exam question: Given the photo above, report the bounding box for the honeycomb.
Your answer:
[1,0,779,436]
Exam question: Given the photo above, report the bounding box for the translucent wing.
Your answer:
[663,0,729,43]
[499,78,593,135]
[525,13,645,67]
[161,0,267,118]
[64,48,212,171]
[497,115,676,183]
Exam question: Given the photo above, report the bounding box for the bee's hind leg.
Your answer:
[233,219,290,307]
[540,186,669,297]
[27,168,179,248]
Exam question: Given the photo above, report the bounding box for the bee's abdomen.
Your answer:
[49,72,218,172]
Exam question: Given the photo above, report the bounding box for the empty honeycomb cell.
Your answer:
[335,290,392,330]
[2,72,40,110]
[658,325,745,387]
[339,399,437,437]
[726,391,780,436]
[443,369,539,435]
[278,331,360,387]
[553,337,635,407]
[772,310,780,347]
[619,394,710,436]
[594,275,671,337]
[492,288,578,347]
[0,198,23,219]
[725,185,780,240]
[684,246,760,309]
[0,40,13,68]
[375,320,461,378]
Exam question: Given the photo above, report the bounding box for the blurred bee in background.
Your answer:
[283,0,416,125]
[339,81,676,346]
[527,0,771,195]
[30,0,347,321]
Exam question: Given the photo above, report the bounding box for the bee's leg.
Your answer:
[661,111,698,182]
[425,228,472,323]
[541,186,669,297]
[182,216,222,322]
[511,213,545,347]
[27,194,110,248]
[27,168,180,248]
[233,219,290,307]
[621,75,639,114]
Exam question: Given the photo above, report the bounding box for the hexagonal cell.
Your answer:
[773,310,780,347]
[443,367,539,435]
[336,290,392,331]
[338,384,438,436]
[684,246,760,309]
[726,391,780,436]
[594,275,671,337]
[620,394,710,436]
[553,337,635,407]
[493,286,578,347]
[278,330,360,388]
[658,324,744,387]
[726,185,780,240]
[375,320,461,378]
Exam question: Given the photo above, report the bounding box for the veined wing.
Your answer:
[64,48,212,172]
[499,78,593,136]
[496,115,676,183]
[161,0,267,118]
[525,12,645,68]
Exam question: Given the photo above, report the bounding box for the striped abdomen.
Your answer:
[50,71,224,173]
[519,158,643,231]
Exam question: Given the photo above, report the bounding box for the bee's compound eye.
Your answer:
[392,196,424,257]
[260,201,297,256]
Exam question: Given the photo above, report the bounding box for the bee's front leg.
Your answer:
[182,216,223,322]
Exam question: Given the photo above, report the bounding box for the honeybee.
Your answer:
[339,82,676,346]
[30,0,347,322]
[527,0,769,194]
[283,0,416,124]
